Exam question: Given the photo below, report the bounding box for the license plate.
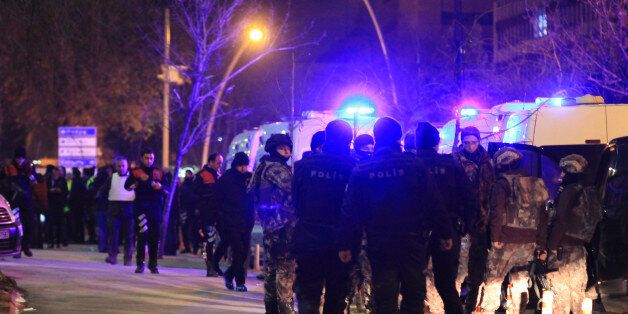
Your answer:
[0,229,10,240]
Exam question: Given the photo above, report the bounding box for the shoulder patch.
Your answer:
[200,170,215,184]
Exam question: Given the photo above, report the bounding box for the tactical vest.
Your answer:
[500,174,549,230]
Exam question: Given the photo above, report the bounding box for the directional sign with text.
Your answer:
[58,127,97,168]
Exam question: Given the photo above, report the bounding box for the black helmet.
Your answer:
[265,133,293,154]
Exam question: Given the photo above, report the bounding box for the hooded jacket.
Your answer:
[216,168,254,231]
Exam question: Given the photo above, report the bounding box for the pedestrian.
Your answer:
[124,148,169,274]
[102,156,136,266]
[292,120,356,313]
[248,133,297,314]
[477,147,549,312]
[352,134,375,162]
[46,167,68,248]
[415,122,479,314]
[547,154,600,314]
[69,167,87,243]
[338,117,453,314]
[83,167,98,244]
[178,170,196,254]
[32,172,48,249]
[301,131,325,159]
[1,147,36,257]
[93,165,114,253]
[194,153,223,277]
[215,152,253,292]
[453,126,495,313]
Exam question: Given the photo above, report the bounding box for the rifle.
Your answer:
[509,255,558,302]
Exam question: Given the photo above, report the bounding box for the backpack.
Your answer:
[500,174,549,230]
[564,185,602,242]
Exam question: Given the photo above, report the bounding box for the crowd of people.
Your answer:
[0,115,599,314]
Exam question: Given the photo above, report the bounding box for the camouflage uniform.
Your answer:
[348,236,373,313]
[547,246,587,314]
[478,243,537,312]
[248,157,296,314]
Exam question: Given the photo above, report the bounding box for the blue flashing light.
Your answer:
[459,107,479,117]
[536,97,563,107]
[341,95,376,117]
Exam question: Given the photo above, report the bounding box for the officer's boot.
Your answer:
[204,242,218,277]
[135,261,145,274]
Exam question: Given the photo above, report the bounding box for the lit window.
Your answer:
[534,11,548,38]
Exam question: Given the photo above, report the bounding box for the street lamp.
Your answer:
[201,26,266,165]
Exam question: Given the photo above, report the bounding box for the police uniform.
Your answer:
[292,121,356,314]
[338,138,453,313]
[417,148,478,314]
[193,165,221,276]
[124,165,168,272]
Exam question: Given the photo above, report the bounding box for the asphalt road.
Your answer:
[0,246,266,313]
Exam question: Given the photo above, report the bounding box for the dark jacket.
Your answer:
[193,165,219,226]
[216,168,253,231]
[46,175,68,210]
[124,165,168,205]
[178,177,197,214]
[489,169,548,246]
[292,149,356,253]
[1,161,35,205]
[453,145,495,233]
[548,182,586,249]
[417,149,479,231]
[338,146,452,252]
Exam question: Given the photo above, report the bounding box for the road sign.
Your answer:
[58,126,97,168]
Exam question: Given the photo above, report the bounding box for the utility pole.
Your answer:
[162,7,171,169]
[452,0,464,153]
[290,51,295,168]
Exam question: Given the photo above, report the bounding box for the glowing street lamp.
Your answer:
[201,25,266,164]
[248,28,264,42]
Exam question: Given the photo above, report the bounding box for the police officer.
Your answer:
[124,148,169,274]
[453,126,495,313]
[301,131,325,159]
[248,133,296,314]
[194,153,223,277]
[415,122,478,314]
[352,134,375,162]
[1,147,36,257]
[292,120,356,314]
[478,147,549,312]
[404,132,417,155]
[338,117,453,314]
[215,152,253,292]
[547,154,592,314]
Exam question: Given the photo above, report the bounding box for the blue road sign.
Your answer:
[58,157,97,168]
[58,127,97,137]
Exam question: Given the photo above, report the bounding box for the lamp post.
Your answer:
[201,27,265,165]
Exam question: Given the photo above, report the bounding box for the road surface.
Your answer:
[0,246,266,313]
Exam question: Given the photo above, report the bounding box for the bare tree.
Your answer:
[157,0,315,255]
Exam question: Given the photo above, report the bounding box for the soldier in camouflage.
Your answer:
[547,154,593,314]
[477,147,549,313]
[248,134,296,314]
[452,127,495,313]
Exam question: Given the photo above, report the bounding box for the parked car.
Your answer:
[0,194,22,258]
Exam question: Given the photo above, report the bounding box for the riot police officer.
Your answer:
[338,117,453,314]
[415,122,478,314]
[292,120,356,313]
